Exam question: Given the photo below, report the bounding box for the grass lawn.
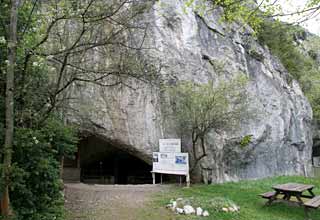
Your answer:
[141,176,320,220]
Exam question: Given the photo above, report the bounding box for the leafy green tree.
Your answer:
[1,0,18,217]
[167,75,249,172]
[0,0,156,219]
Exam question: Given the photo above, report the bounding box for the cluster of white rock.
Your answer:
[166,198,209,217]
[221,205,240,213]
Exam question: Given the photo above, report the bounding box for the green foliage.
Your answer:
[167,75,249,137]
[165,74,250,169]
[308,0,320,6]
[9,119,77,220]
[257,21,313,80]
[257,20,320,120]
[0,114,77,220]
[0,117,77,220]
[184,0,320,36]
[240,135,252,148]
[1,1,152,218]
[208,0,265,30]
[0,1,78,219]
[300,69,320,119]
[184,0,275,31]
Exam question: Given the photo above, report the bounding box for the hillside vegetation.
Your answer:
[257,20,320,119]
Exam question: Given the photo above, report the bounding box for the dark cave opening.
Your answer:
[79,135,153,184]
[313,139,320,168]
[313,141,320,158]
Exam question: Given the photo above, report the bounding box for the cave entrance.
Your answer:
[313,142,320,159]
[313,141,320,168]
[78,135,152,184]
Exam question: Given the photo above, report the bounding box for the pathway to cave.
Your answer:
[64,183,171,220]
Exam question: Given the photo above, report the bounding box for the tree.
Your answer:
[0,0,157,218]
[18,0,157,125]
[1,0,18,217]
[185,0,320,31]
[166,75,249,172]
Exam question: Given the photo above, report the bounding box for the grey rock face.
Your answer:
[68,1,313,183]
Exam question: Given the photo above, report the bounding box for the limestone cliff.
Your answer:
[67,0,313,183]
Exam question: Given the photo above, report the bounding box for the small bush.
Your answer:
[240,135,252,148]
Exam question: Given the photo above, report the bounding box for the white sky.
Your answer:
[261,0,320,35]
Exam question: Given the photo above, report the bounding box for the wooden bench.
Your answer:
[260,191,276,199]
[304,196,320,219]
[259,191,277,205]
[305,196,320,208]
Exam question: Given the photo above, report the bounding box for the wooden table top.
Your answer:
[272,183,314,192]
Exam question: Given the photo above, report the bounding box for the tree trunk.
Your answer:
[1,0,18,217]
[190,136,207,173]
[59,156,64,179]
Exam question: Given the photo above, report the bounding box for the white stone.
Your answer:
[172,201,177,209]
[203,210,209,217]
[222,207,229,212]
[196,207,203,216]
[183,205,195,215]
[232,205,239,212]
[176,208,184,214]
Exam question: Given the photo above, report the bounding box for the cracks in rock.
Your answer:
[201,54,217,68]
[201,53,228,78]
[88,119,107,131]
[253,124,271,146]
[195,12,225,37]
[291,142,306,151]
[202,54,211,61]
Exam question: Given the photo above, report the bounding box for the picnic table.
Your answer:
[260,182,320,219]
[272,183,315,204]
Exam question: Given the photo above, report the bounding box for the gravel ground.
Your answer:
[64,183,171,220]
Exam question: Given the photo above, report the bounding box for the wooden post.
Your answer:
[76,147,80,168]
[152,172,155,184]
[186,174,190,188]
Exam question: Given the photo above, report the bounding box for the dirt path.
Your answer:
[64,183,172,220]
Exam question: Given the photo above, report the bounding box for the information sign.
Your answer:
[159,139,181,153]
[152,152,189,175]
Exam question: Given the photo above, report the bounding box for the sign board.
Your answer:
[159,139,181,153]
[152,152,189,175]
